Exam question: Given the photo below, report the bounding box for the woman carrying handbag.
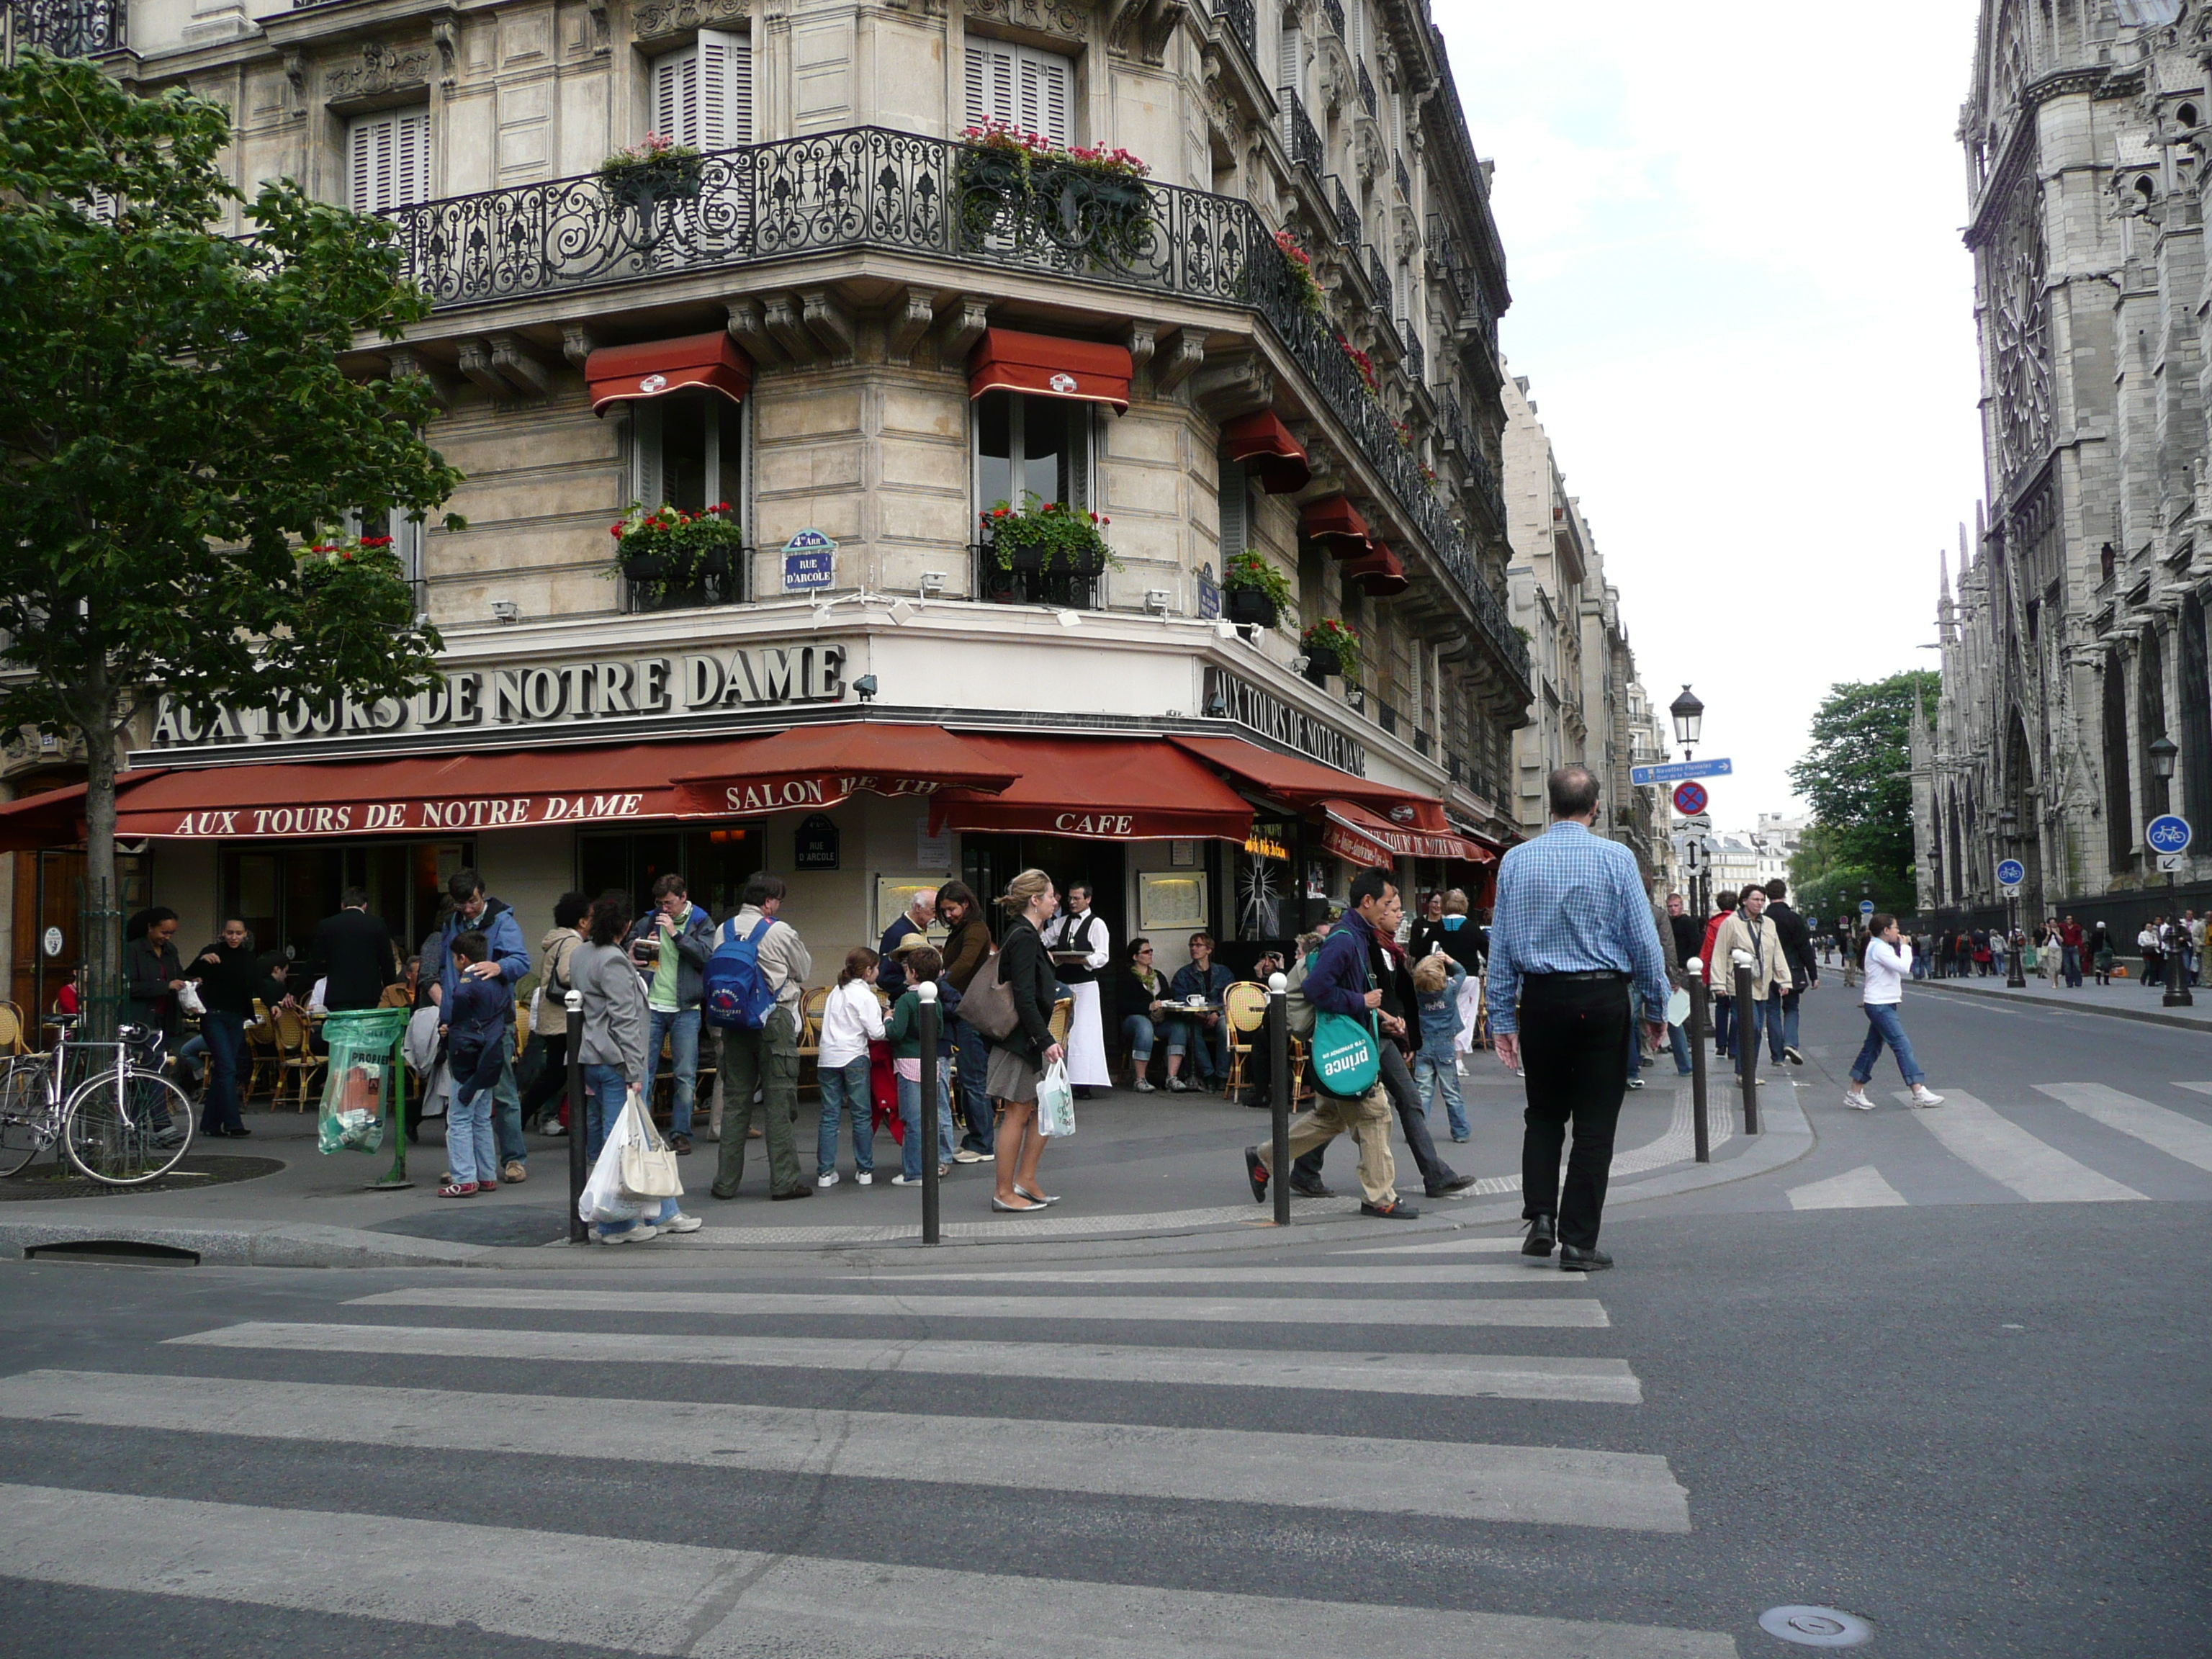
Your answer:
[984,869,1066,1213]
[574,891,701,1244]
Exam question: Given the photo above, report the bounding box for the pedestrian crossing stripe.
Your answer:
[836,1264,1576,1285]
[1897,1090,2147,1203]
[2046,1084,2212,1173]
[0,1483,1740,1658]
[0,1370,1689,1531]
[1786,1165,1907,1210]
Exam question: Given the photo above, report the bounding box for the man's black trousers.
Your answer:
[1519,974,1632,1250]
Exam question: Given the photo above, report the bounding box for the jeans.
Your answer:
[446,1083,498,1186]
[493,1050,525,1169]
[1121,1013,1157,1064]
[1849,1002,1924,1087]
[1411,1052,1468,1138]
[1166,1016,1226,1079]
[952,1016,994,1154]
[1765,989,1799,1061]
[2062,945,2082,988]
[647,1005,701,1136]
[582,1062,629,1165]
[1666,1022,1694,1074]
[1712,995,1735,1058]
[198,1009,246,1133]
[897,1058,956,1181]
[816,1056,875,1177]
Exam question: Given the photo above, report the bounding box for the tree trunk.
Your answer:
[78,666,123,1018]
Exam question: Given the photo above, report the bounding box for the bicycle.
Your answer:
[0,1015,194,1185]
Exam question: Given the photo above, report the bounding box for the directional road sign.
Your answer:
[2160,853,2185,873]
[1630,757,1732,787]
[1672,781,1709,817]
[2146,813,2193,856]
[1995,858,2026,887]
[1859,899,1876,917]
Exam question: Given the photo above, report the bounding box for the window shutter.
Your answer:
[348,109,430,215]
[964,42,1017,129]
[968,42,1070,143]
[1218,462,1247,561]
[634,400,665,511]
[1278,20,1298,97]
[695,30,748,148]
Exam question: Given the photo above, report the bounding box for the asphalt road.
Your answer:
[0,982,2205,1658]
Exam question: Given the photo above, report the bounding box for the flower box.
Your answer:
[1225,586,1278,627]
[598,136,706,214]
[1302,646,1341,683]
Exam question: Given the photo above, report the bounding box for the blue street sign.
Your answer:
[1858,899,1875,916]
[2147,813,2193,855]
[781,528,837,592]
[1629,757,1733,787]
[1996,858,2026,887]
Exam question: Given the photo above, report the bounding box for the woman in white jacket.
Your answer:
[1843,914,1944,1112]
[816,947,886,1187]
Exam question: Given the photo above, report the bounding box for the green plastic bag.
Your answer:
[1310,1009,1380,1098]
[318,1007,408,1155]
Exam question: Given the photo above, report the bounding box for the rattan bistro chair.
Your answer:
[271,1005,324,1111]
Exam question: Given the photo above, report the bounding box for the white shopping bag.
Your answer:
[578,1087,653,1226]
[1035,1058,1076,1138]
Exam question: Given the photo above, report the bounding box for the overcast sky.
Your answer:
[1436,0,1985,827]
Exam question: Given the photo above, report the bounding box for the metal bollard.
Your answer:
[1686,958,1710,1164]
[566,989,587,1244]
[1268,971,1291,1228]
[917,981,941,1246]
[1732,956,1760,1136]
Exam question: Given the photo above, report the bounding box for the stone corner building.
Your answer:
[0,0,1533,1004]
[1921,0,2212,933]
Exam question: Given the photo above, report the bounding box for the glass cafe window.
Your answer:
[974,390,1096,606]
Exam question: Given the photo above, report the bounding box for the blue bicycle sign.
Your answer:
[1995,858,2026,887]
[2146,814,2193,856]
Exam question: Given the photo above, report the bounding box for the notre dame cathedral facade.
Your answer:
[1917,0,2212,930]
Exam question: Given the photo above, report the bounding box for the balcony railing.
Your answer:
[1320,0,1344,39]
[6,0,123,54]
[1213,0,1256,58]
[1368,246,1391,315]
[1356,59,1377,117]
[971,544,1101,611]
[385,125,1527,692]
[1328,174,1359,243]
[1279,87,1323,174]
[1403,333,1424,388]
[1427,212,1498,361]
[1393,150,1411,201]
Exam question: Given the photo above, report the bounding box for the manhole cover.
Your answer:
[1759,1605,1871,1648]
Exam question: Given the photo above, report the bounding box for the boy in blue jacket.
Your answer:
[440,931,514,1197]
[1411,951,1470,1143]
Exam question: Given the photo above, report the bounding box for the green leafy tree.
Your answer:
[0,53,461,987]
[1788,670,1938,902]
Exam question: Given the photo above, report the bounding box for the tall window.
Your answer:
[1217,460,1249,565]
[347,109,429,214]
[963,40,1073,144]
[975,390,1093,606]
[634,390,742,515]
[1277,17,1300,101]
[652,30,752,150]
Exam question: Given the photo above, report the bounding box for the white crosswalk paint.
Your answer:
[2051,1083,2212,1172]
[0,1370,1688,1531]
[1902,1090,2147,1203]
[0,1483,1740,1658]
[1346,1234,1529,1255]
[1786,1165,1908,1210]
[349,1287,1611,1328]
[840,1264,1570,1285]
[171,1321,1644,1403]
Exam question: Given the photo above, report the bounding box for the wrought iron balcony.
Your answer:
[1356,59,1377,117]
[1403,333,1424,388]
[1279,87,1323,174]
[1439,388,1467,454]
[1319,0,1344,38]
[1393,149,1411,201]
[6,0,123,55]
[1463,439,1506,534]
[1368,246,1391,315]
[1212,0,1256,58]
[1328,174,1360,243]
[383,125,1528,693]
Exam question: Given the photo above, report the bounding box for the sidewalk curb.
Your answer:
[0,1215,494,1270]
[1915,976,2212,1034]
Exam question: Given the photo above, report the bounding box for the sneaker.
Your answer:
[1359,1197,1421,1220]
[660,1212,703,1234]
[952,1148,984,1164]
[153,1126,187,1148]
[1133,1077,1156,1093]
[891,1173,923,1186]
[1843,1087,1876,1111]
[1166,1076,1190,1092]
[596,1223,660,1244]
[1909,1085,1946,1108]
[817,1171,840,1187]
[937,1163,953,1178]
[1784,1046,1805,1066]
[502,1161,526,1184]
[1626,1077,1645,1090]
[855,1172,873,1186]
[541,1120,567,1136]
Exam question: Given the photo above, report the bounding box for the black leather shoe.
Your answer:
[1558,1244,1613,1272]
[1426,1172,1477,1196]
[1521,1214,1557,1257]
[1287,1179,1334,1198]
[670,1133,693,1156]
[1243,1146,1269,1202]
[1359,1197,1421,1219]
[770,1185,813,1201]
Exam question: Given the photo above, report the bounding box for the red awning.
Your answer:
[1300,495,1371,558]
[1320,799,1493,865]
[1343,544,1408,597]
[1169,735,1449,831]
[586,332,752,414]
[1223,410,1311,495]
[927,734,1253,842]
[968,329,1133,412]
[670,724,1018,815]
[0,782,91,853]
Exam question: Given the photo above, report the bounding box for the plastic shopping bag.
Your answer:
[578,1087,652,1226]
[617,1088,683,1201]
[317,1007,408,1156]
[1035,1058,1076,1138]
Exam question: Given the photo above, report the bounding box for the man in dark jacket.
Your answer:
[122,907,188,1145]
[421,868,532,1181]
[876,888,938,1000]
[620,873,716,1154]
[187,918,292,1137]
[311,887,398,1013]
[936,882,997,1161]
[1243,867,1417,1220]
[1761,879,1817,1066]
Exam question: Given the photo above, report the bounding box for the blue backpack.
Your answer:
[703,917,780,1030]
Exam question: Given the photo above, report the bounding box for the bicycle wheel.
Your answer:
[0,1058,55,1178]
[63,1067,192,1185]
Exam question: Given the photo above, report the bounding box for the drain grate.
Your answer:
[23,1239,201,1266]
[1758,1606,1870,1648]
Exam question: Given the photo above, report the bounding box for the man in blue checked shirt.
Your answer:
[1487,764,1670,1272]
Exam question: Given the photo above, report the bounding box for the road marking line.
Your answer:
[0,1483,1738,1657]
[1344,1236,1529,1255]
[0,1371,1687,1532]
[346,1287,1610,1328]
[171,1321,1643,1402]
[1900,1090,2147,1203]
[1786,1165,1907,1210]
[840,1264,1573,1285]
[2034,1083,2212,1172]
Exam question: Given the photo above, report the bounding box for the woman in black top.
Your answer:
[1408,891,1449,961]
[187,919,291,1136]
[1115,937,1172,1092]
[986,868,1065,1213]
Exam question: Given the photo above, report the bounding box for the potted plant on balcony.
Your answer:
[597,133,705,212]
[608,500,745,604]
[980,493,1121,576]
[1222,549,1291,627]
[955,122,1153,268]
[1300,617,1361,683]
[1272,230,1328,318]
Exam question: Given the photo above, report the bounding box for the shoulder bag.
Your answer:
[617,1087,683,1201]
[958,948,1020,1043]
[1308,945,1380,1098]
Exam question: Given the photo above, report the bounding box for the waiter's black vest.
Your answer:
[1055,912,1100,984]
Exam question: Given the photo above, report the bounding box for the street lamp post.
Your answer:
[2148,735,2193,1008]
[1670,686,1707,916]
[2000,809,2026,988]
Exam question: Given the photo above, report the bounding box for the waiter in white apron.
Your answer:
[1043,883,1112,1097]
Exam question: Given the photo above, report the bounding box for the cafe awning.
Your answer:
[1223,410,1312,495]
[1318,799,1494,867]
[669,724,1018,814]
[0,782,94,853]
[1342,543,1408,598]
[1168,734,1449,831]
[928,734,1253,842]
[968,329,1133,412]
[585,332,753,413]
[1300,495,1372,559]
